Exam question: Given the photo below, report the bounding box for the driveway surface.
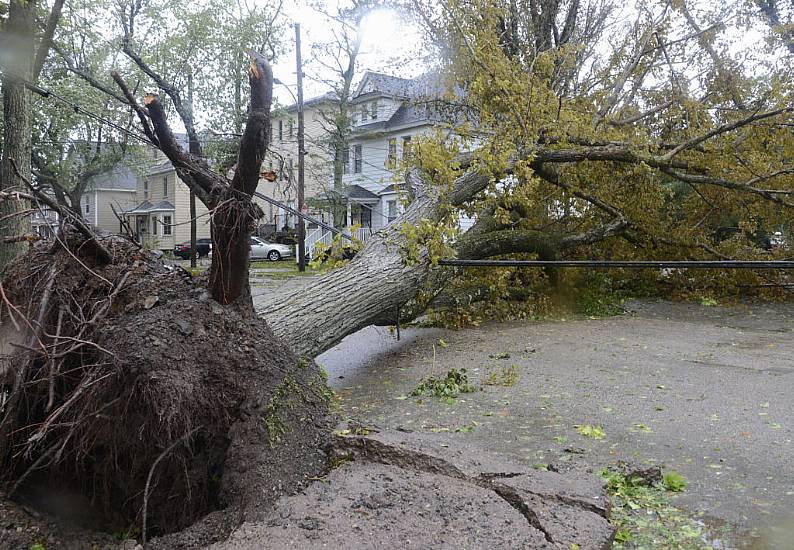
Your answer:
[314,299,794,547]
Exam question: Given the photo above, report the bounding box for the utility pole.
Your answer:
[296,23,306,271]
[187,72,198,269]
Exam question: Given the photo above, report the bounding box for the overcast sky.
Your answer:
[267,1,426,106]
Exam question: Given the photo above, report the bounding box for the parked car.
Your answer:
[769,231,788,249]
[174,238,213,259]
[250,237,293,261]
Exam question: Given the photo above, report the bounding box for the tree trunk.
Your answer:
[0,0,35,272]
[206,54,271,305]
[135,52,272,306]
[259,170,490,357]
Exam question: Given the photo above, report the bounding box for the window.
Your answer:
[163,214,172,236]
[342,147,350,174]
[353,144,362,174]
[288,118,294,138]
[387,200,397,223]
[278,120,283,141]
[163,175,168,196]
[85,200,90,214]
[361,105,368,123]
[402,136,412,160]
[387,138,397,169]
[143,179,149,199]
[151,215,158,236]
[371,100,378,120]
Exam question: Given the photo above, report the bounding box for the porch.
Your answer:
[123,200,176,250]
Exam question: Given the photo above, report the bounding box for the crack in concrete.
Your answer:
[485,480,555,543]
[330,434,609,544]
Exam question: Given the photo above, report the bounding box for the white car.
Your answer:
[250,236,294,261]
[769,231,788,248]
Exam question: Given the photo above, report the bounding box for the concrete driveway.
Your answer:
[316,300,794,547]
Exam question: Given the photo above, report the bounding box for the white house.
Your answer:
[259,92,338,233]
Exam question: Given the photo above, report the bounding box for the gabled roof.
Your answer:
[353,72,441,99]
[350,72,454,133]
[343,184,379,202]
[280,91,338,113]
[379,184,399,195]
[147,160,175,176]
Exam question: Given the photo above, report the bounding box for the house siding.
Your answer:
[172,176,210,245]
[95,189,137,233]
[262,100,335,228]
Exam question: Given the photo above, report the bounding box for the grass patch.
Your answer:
[698,296,718,307]
[601,468,710,549]
[411,368,477,398]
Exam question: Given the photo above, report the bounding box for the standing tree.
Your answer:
[0,0,64,270]
[307,0,388,225]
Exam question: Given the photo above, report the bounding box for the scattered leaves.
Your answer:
[411,368,477,398]
[576,424,606,440]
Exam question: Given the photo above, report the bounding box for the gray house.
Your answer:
[78,161,138,234]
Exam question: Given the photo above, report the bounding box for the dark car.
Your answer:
[174,238,212,259]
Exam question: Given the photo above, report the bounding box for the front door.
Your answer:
[136,215,147,242]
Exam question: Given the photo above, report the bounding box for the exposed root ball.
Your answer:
[0,236,330,543]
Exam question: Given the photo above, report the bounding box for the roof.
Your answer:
[351,72,454,133]
[125,200,175,214]
[88,162,138,191]
[379,184,399,195]
[147,160,176,176]
[343,185,379,201]
[281,91,338,113]
[354,72,440,99]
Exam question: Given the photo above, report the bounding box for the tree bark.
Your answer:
[259,169,490,357]
[0,0,36,272]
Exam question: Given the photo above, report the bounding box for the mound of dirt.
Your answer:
[0,235,331,547]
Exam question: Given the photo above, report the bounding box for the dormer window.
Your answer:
[371,100,378,120]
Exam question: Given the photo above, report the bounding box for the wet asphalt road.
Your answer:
[314,300,794,547]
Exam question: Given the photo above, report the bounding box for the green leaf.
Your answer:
[663,471,687,492]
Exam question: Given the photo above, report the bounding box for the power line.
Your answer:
[439,259,794,269]
[15,76,158,147]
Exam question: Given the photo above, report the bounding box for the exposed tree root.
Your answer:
[0,234,331,542]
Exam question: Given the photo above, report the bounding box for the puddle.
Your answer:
[316,325,442,389]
